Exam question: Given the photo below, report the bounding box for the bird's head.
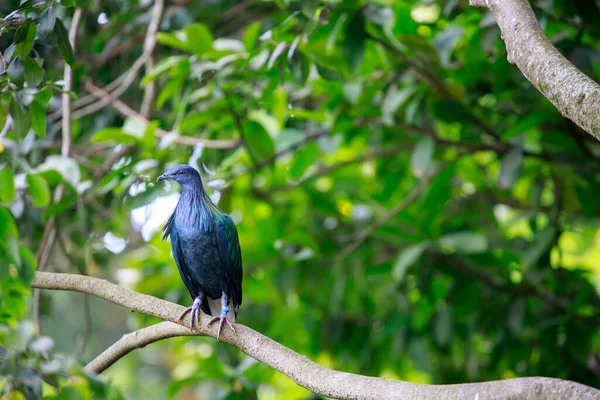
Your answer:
[157,165,202,187]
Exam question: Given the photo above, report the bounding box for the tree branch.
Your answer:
[139,0,165,118]
[470,0,600,141]
[31,271,600,399]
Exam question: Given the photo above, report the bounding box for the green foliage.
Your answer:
[2,0,600,398]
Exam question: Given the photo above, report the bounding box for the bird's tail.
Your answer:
[207,297,236,324]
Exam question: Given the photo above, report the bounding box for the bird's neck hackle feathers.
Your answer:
[176,182,225,230]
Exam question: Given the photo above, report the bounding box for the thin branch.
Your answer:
[335,165,445,265]
[139,0,165,118]
[48,5,162,125]
[84,81,241,149]
[31,271,600,400]
[34,8,83,332]
[470,0,600,141]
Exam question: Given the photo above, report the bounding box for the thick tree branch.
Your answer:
[470,0,600,141]
[32,271,600,400]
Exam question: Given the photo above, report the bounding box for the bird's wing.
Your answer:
[168,219,200,301]
[215,215,243,314]
[162,213,175,240]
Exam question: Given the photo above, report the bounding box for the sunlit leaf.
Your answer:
[26,173,51,207]
[244,120,275,161]
[393,243,428,282]
[411,136,435,177]
[289,142,319,180]
[0,166,16,203]
[438,231,488,254]
[29,101,46,137]
[243,22,261,51]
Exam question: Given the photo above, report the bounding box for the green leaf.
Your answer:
[30,101,46,137]
[185,23,213,56]
[61,0,76,6]
[0,207,18,238]
[0,103,7,131]
[433,303,451,346]
[91,128,140,144]
[393,243,428,282]
[39,6,57,36]
[289,142,319,180]
[26,174,50,207]
[243,22,261,52]
[268,41,287,70]
[156,32,189,52]
[7,57,25,86]
[16,23,36,58]
[410,136,435,177]
[9,98,31,139]
[0,167,16,203]
[316,64,341,80]
[18,245,37,282]
[521,226,556,269]
[244,120,275,161]
[24,57,43,87]
[54,18,75,66]
[34,88,52,106]
[438,231,488,254]
[343,13,366,73]
[141,56,187,86]
[499,147,523,188]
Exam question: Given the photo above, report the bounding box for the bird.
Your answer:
[157,164,243,340]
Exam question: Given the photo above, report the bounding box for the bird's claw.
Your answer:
[177,300,202,332]
[206,311,236,340]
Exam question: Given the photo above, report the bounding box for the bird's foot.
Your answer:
[177,297,203,332]
[205,307,236,340]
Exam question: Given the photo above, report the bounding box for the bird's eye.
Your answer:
[178,170,184,175]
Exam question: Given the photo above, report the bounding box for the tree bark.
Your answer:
[32,271,600,400]
[470,0,600,141]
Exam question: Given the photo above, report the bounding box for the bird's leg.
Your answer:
[177,294,204,332]
[206,293,236,340]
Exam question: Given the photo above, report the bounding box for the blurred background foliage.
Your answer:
[2,0,600,398]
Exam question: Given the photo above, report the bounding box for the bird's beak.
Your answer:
[157,174,167,182]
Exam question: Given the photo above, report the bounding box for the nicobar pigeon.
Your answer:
[158,165,243,340]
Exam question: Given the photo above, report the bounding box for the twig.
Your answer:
[140,0,165,118]
[48,5,161,125]
[31,271,600,400]
[34,7,83,332]
[84,81,241,149]
[335,165,444,266]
